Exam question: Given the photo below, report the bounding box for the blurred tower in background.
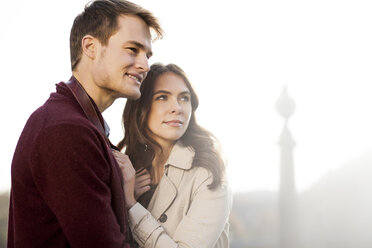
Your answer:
[276,87,298,248]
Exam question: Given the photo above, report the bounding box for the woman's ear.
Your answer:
[81,35,98,60]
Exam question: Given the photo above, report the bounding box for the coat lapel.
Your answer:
[147,141,195,220]
[148,173,177,220]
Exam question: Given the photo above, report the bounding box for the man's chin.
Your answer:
[125,91,141,100]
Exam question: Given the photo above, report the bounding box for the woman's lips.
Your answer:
[164,120,183,127]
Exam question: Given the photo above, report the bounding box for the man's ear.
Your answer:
[81,35,98,59]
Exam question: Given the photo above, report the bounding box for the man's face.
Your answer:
[93,15,152,100]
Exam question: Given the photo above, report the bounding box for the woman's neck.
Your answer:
[151,142,174,184]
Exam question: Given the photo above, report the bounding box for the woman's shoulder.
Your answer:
[184,165,230,197]
[186,166,233,214]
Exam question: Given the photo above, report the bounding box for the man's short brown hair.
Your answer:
[70,0,163,71]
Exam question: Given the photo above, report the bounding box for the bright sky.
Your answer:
[1,0,372,194]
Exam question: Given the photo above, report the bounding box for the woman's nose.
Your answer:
[170,99,182,114]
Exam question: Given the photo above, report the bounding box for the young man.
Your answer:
[8,1,163,247]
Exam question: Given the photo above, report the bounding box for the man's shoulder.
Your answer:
[31,90,88,126]
[22,89,97,145]
[19,82,108,151]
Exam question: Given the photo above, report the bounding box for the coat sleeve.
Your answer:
[128,169,232,248]
[31,123,128,248]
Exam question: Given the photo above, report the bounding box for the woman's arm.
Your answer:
[128,170,232,248]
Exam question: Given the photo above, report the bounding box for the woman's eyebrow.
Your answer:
[152,90,191,96]
[179,91,191,95]
[152,90,171,96]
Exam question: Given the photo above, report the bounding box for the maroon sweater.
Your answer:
[8,81,130,247]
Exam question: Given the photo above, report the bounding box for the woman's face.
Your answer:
[147,72,192,148]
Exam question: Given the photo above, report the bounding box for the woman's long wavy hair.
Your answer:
[117,63,225,189]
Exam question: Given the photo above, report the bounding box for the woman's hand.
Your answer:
[134,168,152,200]
[112,150,137,209]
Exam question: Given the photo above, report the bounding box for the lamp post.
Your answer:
[276,87,298,248]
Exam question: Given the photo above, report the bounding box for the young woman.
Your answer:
[116,63,232,247]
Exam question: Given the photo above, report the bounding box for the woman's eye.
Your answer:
[155,95,167,101]
[180,95,190,102]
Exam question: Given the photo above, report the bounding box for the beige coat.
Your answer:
[128,141,232,248]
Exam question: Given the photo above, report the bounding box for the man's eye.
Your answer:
[127,47,138,53]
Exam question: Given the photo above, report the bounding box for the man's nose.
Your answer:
[135,53,150,73]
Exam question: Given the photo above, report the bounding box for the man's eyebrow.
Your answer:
[125,40,153,57]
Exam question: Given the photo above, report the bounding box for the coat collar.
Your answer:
[165,141,195,170]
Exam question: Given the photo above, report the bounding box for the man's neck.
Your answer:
[72,72,114,113]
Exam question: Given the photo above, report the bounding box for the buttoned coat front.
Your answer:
[128,142,232,248]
